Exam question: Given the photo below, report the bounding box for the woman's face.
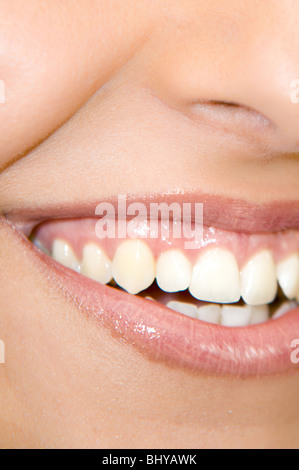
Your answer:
[0,0,298,448]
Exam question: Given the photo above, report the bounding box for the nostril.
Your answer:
[190,99,271,120]
[187,99,273,135]
[202,100,241,107]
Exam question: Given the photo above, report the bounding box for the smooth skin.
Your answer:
[0,0,299,448]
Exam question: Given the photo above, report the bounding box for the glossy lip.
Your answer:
[6,215,298,378]
[4,191,299,234]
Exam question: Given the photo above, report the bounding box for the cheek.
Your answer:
[0,0,151,170]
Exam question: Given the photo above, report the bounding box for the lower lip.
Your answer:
[30,241,299,377]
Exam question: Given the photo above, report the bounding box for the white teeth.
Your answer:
[166,300,197,318]
[81,242,112,284]
[112,239,155,294]
[272,301,298,319]
[197,304,221,324]
[247,305,270,325]
[277,253,299,300]
[52,239,80,272]
[167,301,269,326]
[240,250,277,305]
[156,250,192,292]
[48,234,298,326]
[221,305,251,327]
[189,248,240,303]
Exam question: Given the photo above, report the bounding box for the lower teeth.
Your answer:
[136,282,298,327]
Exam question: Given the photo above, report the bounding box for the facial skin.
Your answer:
[0,0,299,448]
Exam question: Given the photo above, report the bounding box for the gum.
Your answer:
[32,218,299,268]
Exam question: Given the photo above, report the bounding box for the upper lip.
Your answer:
[4,191,299,235]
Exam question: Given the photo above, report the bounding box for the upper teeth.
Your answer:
[277,253,299,300]
[240,250,277,306]
[156,249,192,292]
[81,242,113,285]
[52,239,80,272]
[112,239,156,295]
[48,238,299,308]
[189,248,241,303]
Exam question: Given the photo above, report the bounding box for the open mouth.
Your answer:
[8,194,299,377]
[31,217,299,324]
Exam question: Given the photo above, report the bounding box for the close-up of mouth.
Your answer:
[6,193,298,377]
[1,0,299,449]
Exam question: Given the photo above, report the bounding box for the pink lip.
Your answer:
[5,191,299,234]
[26,238,299,377]
[4,186,299,378]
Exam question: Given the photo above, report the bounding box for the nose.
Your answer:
[228,18,299,149]
[151,0,299,150]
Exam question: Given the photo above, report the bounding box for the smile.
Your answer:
[7,193,299,377]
